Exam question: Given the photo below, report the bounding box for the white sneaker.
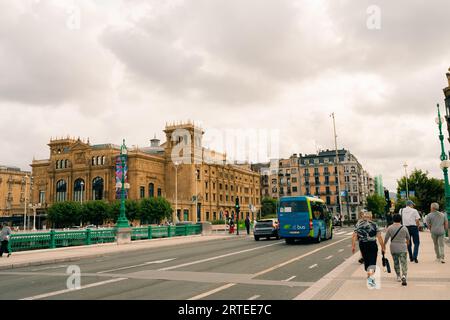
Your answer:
[436,258,441,262]
[396,275,401,282]
[441,259,446,264]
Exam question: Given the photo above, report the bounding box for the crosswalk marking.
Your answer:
[248,295,261,300]
[283,276,296,281]
[325,255,333,260]
[309,264,318,269]
[345,232,354,236]
[335,231,346,235]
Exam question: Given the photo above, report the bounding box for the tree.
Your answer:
[81,201,109,226]
[366,194,387,218]
[261,197,277,217]
[397,169,445,213]
[139,197,173,224]
[47,201,82,228]
[108,200,140,223]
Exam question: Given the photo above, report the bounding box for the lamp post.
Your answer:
[174,161,180,222]
[116,139,130,228]
[403,162,409,200]
[436,104,450,237]
[80,181,84,227]
[23,174,29,231]
[331,112,343,227]
[29,203,42,231]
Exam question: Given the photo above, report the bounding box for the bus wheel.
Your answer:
[254,236,260,241]
[316,232,321,243]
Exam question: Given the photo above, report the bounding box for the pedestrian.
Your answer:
[385,211,394,227]
[384,214,410,286]
[400,200,421,263]
[0,223,12,258]
[352,211,386,288]
[245,215,251,235]
[425,203,448,264]
[356,210,365,265]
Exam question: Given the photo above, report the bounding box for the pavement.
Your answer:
[296,229,450,300]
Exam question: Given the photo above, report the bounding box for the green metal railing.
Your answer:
[8,224,203,253]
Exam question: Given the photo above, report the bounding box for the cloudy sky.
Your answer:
[1,0,450,191]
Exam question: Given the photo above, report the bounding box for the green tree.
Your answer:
[108,199,140,223]
[366,194,387,218]
[139,197,173,224]
[261,197,277,217]
[47,201,82,228]
[397,169,445,213]
[81,201,110,226]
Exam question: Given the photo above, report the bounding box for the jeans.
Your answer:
[359,241,378,272]
[431,233,445,259]
[0,240,10,256]
[406,226,420,260]
[392,252,408,277]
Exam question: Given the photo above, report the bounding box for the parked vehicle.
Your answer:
[254,219,279,241]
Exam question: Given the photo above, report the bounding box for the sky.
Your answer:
[1,0,450,192]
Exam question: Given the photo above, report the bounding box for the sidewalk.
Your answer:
[0,233,245,270]
[296,230,450,300]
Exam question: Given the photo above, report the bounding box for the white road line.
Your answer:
[159,242,282,271]
[21,278,127,300]
[31,265,67,272]
[188,283,236,300]
[345,232,354,236]
[335,231,346,235]
[283,276,296,282]
[325,255,333,260]
[187,236,351,300]
[97,258,176,274]
[309,264,318,269]
[338,249,344,253]
[248,295,261,300]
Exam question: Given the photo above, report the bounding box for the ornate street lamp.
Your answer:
[116,139,130,228]
[436,104,450,236]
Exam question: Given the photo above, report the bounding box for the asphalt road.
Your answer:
[0,227,355,300]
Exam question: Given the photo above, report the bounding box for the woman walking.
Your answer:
[384,214,410,286]
[352,211,385,288]
[0,223,12,258]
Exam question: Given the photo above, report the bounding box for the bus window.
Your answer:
[279,200,309,213]
[311,203,325,220]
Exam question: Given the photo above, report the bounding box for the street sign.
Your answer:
[340,191,348,197]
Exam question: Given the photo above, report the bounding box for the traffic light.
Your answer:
[235,197,240,235]
[235,197,240,212]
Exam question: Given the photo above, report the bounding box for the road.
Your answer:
[0,227,355,300]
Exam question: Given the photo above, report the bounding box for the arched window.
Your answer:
[92,157,95,166]
[92,177,104,200]
[149,183,154,197]
[157,188,162,197]
[102,156,106,165]
[64,159,68,168]
[56,160,59,169]
[56,180,67,202]
[97,156,101,166]
[74,178,85,202]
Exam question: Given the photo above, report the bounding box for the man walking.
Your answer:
[400,200,421,263]
[245,214,251,235]
[425,203,448,264]
[0,223,12,258]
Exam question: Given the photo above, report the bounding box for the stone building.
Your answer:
[0,165,32,222]
[254,149,373,220]
[30,122,261,225]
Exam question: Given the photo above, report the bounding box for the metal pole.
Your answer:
[437,104,450,237]
[33,206,36,231]
[195,168,198,222]
[331,113,343,226]
[175,162,178,222]
[116,139,129,228]
[404,163,409,200]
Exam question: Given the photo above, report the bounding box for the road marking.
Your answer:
[309,264,318,269]
[31,265,67,272]
[283,276,296,282]
[159,242,282,271]
[338,249,344,253]
[325,255,333,260]
[335,231,346,235]
[188,283,236,300]
[21,278,127,300]
[345,232,354,236]
[188,236,352,300]
[248,295,261,300]
[97,258,176,274]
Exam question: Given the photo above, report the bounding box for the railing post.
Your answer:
[185,225,188,236]
[50,229,56,249]
[148,226,152,240]
[86,228,92,246]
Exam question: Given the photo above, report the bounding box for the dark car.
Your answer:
[254,219,279,241]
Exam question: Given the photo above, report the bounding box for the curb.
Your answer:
[0,234,242,271]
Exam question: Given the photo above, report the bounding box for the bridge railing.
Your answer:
[8,224,203,253]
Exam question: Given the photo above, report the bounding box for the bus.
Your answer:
[277,196,333,244]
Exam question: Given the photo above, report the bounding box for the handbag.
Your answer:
[382,252,391,273]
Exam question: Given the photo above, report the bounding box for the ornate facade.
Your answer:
[31,122,261,223]
[0,165,31,218]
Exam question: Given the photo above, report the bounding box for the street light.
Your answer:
[116,139,130,228]
[403,162,409,200]
[80,180,84,227]
[436,104,450,237]
[23,174,29,231]
[174,161,180,222]
[29,203,42,231]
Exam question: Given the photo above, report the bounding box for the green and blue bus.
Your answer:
[277,196,333,244]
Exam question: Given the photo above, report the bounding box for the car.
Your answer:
[332,216,342,227]
[254,219,279,241]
